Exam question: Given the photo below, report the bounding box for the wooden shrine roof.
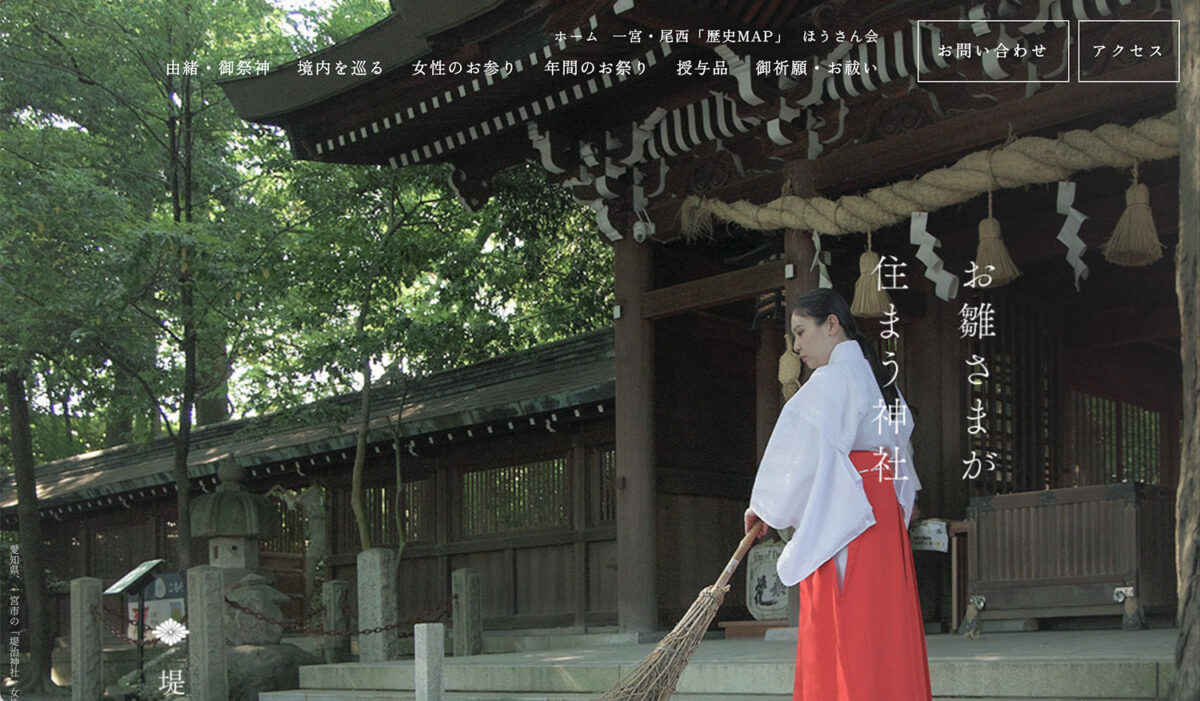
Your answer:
[0,329,614,524]
[221,0,1179,245]
[222,0,833,203]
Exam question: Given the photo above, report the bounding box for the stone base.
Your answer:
[717,619,788,639]
[227,643,319,701]
[263,629,1178,700]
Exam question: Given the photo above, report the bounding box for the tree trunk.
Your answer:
[174,276,197,571]
[1169,3,1198,700]
[350,299,374,551]
[390,379,411,571]
[104,382,134,447]
[167,72,181,224]
[3,372,56,692]
[169,58,201,570]
[393,436,407,565]
[196,320,231,426]
[105,359,152,446]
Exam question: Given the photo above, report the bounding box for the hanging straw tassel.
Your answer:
[976,190,1021,286]
[1104,162,1163,266]
[850,231,891,318]
[679,195,714,241]
[779,342,803,400]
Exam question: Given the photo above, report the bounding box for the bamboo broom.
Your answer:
[596,523,767,700]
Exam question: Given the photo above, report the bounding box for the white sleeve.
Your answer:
[896,440,921,526]
[749,375,875,586]
[884,389,921,527]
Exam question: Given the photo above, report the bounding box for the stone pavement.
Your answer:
[16,627,1181,699]
[264,627,1180,700]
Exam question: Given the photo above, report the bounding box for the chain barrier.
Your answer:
[292,602,327,633]
[91,605,160,647]
[89,594,452,645]
[223,593,455,639]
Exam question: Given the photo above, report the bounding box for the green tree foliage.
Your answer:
[236,161,612,414]
[1,1,300,687]
[415,164,614,369]
[0,122,136,462]
[241,158,611,547]
[1,0,613,685]
[3,0,612,447]
[0,113,139,694]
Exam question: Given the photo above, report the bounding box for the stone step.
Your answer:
[261,693,788,700]
[284,659,1171,699]
[480,631,649,654]
[290,692,1135,700]
[286,631,657,659]
[263,631,1177,700]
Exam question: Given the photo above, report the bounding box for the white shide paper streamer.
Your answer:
[1055,181,1090,291]
[811,232,833,289]
[909,211,960,301]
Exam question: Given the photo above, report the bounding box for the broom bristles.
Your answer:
[1104,183,1163,267]
[596,584,729,700]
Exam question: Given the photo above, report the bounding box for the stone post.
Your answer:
[70,577,103,701]
[451,568,482,657]
[356,548,398,662]
[322,579,351,663]
[414,622,445,701]
[187,566,228,701]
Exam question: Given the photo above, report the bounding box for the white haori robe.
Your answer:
[750,339,920,587]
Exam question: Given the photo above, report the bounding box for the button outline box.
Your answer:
[1077,19,1181,84]
[916,19,1071,84]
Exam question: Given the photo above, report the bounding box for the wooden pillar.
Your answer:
[938,300,966,517]
[756,323,784,462]
[783,161,820,308]
[571,441,588,629]
[784,231,818,305]
[1169,1,1199,699]
[435,457,451,620]
[614,238,657,632]
[780,162,819,628]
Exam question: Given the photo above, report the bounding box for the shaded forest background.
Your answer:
[1,0,612,467]
[0,0,613,690]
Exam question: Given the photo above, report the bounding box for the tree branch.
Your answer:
[85,340,177,440]
[127,301,182,345]
[24,22,171,150]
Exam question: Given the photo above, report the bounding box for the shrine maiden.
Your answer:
[744,288,932,701]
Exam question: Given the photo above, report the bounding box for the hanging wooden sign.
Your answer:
[745,540,788,620]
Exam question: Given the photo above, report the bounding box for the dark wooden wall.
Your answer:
[326,419,618,630]
[653,311,759,625]
[38,412,620,638]
[41,501,208,644]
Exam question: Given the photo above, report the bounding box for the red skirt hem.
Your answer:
[793,450,932,701]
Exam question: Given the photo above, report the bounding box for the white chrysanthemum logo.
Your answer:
[152,619,190,646]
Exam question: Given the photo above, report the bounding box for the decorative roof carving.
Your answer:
[220,0,1178,243]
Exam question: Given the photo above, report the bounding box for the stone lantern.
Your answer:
[191,459,278,578]
[190,459,319,698]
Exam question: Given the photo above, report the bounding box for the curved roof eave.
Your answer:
[220,0,508,124]
[0,329,615,519]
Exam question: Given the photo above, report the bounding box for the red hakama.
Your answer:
[793,450,931,701]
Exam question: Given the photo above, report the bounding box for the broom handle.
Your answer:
[715,523,767,589]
